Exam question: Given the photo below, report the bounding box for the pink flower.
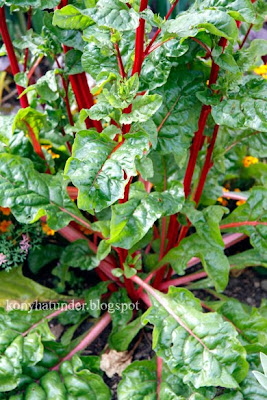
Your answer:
[0,253,7,266]
[19,234,31,254]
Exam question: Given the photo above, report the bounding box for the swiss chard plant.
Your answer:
[0,0,267,398]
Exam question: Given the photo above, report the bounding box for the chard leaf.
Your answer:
[88,0,139,31]
[206,297,267,354]
[107,183,184,249]
[53,5,94,30]
[120,94,162,124]
[85,281,110,318]
[82,42,119,81]
[228,249,267,269]
[0,267,69,308]
[152,67,203,158]
[60,239,99,271]
[142,287,248,388]
[196,0,257,23]
[118,359,215,400]
[165,10,238,41]
[0,153,83,230]
[212,77,267,133]
[160,206,230,292]
[64,130,150,213]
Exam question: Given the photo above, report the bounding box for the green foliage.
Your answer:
[0,0,267,398]
[142,287,248,388]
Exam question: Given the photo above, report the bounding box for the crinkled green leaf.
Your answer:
[120,94,162,124]
[160,206,230,291]
[165,10,238,41]
[60,239,99,271]
[84,281,110,318]
[206,297,267,354]
[0,153,83,230]
[82,42,118,80]
[88,0,139,31]
[107,183,184,249]
[196,0,256,23]
[212,77,267,132]
[142,287,248,388]
[65,130,150,213]
[152,67,203,158]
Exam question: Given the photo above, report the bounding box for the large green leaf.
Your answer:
[0,267,69,307]
[120,94,162,125]
[60,239,99,271]
[107,182,184,249]
[212,77,267,133]
[82,43,118,81]
[142,287,248,389]
[152,67,203,159]
[195,0,257,23]
[118,359,216,400]
[53,5,94,30]
[165,9,238,41]
[0,153,83,230]
[88,0,139,32]
[206,297,267,354]
[64,130,150,213]
[160,206,230,292]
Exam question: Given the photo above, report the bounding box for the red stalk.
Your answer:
[145,0,179,56]
[27,55,44,80]
[0,7,29,108]
[220,221,267,229]
[114,42,126,78]
[193,124,219,205]
[239,23,253,49]
[157,357,163,399]
[23,121,47,163]
[132,0,148,76]
[52,312,111,370]
[160,270,207,292]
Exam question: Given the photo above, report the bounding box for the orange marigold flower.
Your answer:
[236,200,246,206]
[0,220,12,233]
[234,188,241,192]
[217,197,228,206]
[41,222,55,236]
[0,207,11,216]
[80,225,93,236]
[243,156,259,168]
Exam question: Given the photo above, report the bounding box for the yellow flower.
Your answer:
[234,188,241,192]
[243,156,259,168]
[236,200,246,206]
[217,197,228,206]
[41,222,55,236]
[42,145,60,159]
[254,64,267,79]
[0,207,11,216]
[0,220,12,233]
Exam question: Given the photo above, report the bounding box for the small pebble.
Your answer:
[246,297,253,304]
[261,280,267,291]
[254,281,260,288]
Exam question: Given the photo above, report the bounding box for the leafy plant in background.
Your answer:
[0,0,267,398]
